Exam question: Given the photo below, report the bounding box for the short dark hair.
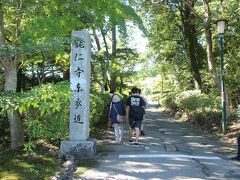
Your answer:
[131,87,139,94]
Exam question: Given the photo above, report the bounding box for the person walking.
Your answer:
[108,94,126,144]
[126,87,145,145]
[231,134,240,161]
[138,88,148,136]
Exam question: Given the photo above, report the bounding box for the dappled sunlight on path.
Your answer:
[74,105,240,180]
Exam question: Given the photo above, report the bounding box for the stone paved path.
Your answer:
[73,104,240,180]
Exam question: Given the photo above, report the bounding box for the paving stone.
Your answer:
[176,144,192,154]
[164,144,177,152]
[163,131,185,135]
[158,128,174,132]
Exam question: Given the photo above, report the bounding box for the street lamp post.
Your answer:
[216,20,227,133]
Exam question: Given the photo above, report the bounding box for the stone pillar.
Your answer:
[60,31,96,159]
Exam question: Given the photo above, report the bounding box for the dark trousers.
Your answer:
[238,135,240,157]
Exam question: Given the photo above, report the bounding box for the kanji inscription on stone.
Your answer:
[70,31,91,141]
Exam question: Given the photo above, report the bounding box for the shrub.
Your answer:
[90,94,106,126]
[0,82,112,151]
[174,90,221,131]
[159,90,222,131]
[189,111,221,131]
[160,92,178,111]
[176,90,220,116]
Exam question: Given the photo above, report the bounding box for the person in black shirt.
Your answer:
[126,87,145,145]
[138,88,148,136]
[231,135,240,161]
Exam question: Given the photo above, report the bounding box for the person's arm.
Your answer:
[125,106,130,120]
[143,97,148,108]
[141,97,146,113]
[125,97,130,120]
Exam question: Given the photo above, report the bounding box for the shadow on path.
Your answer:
[73,104,240,180]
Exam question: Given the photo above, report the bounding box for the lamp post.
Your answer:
[216,19,226,133]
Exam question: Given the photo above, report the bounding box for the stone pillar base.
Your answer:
[60,139,96,160]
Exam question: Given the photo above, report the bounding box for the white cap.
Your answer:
[112,95,121,102]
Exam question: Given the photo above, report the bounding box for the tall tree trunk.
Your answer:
[202,0,230,118]
[110,73,116,92]
[0,1,24,149]
[181,0,204,91]
[7,107,24,149]
[101,29,110,92]
[109,25,117,92]
[112,25,117,56]
[119,75,123,94]
[92,29,105,92]
[2,58,24,149]
[17,66,25,92]
[63,70,70,81]
[93,29,101,51]
[37,62,45,85]
[202,0,219,86]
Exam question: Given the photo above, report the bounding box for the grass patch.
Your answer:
[0,146,61,180]
[74,160,100,175]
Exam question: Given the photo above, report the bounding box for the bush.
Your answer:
[0,82,112,151]
[160,90,222,132]
[160,92,178,111]
[151,93,161,104]
[175,90,221,131]
[176,90,220,116]
[189,111,221,131]
[90,94,106,126]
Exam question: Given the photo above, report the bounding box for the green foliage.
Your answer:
[81,0,147,34]
[190,112,221,131]
[161,90,222,131]
[0,64,3,92]
[0,115,8,147]
[176,90,220,116]
[23,139,36,156]
[0,81,71,152]
[120,93,129,104]
[0,82,111,153]
[0,147,61,179]
[90,94,107,126]
[160,92,178,111]
[138,0,240,114]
